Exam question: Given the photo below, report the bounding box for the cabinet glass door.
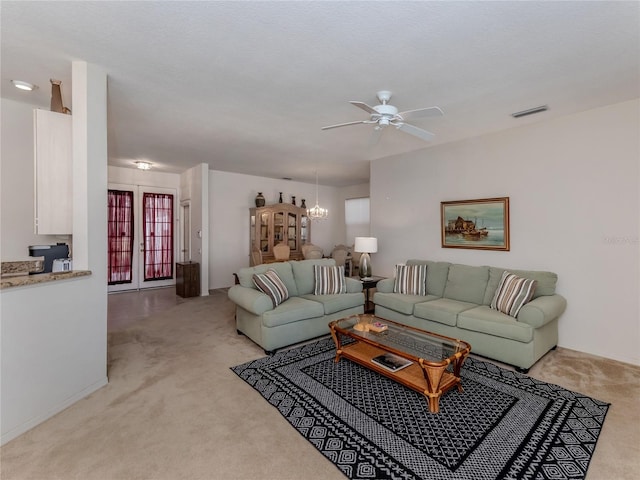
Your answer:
[287,212,297,250]
[259,212,269,252]
[250,213,256,250]
[274,212,284,244]
[301,215,308,245]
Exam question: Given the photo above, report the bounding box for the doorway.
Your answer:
[181,200,191,262]
[108,184,178,292]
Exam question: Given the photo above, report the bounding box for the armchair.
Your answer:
[302,243,323,259]
[273,242,291,261]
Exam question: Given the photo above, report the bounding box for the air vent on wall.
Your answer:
[511,105,548,118]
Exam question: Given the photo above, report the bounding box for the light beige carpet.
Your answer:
[1,288,639,480]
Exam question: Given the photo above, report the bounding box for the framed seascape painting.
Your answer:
[441,197,510,251]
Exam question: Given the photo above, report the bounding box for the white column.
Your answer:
[72,61,107,274]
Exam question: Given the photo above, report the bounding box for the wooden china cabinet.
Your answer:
[250,203,310,265]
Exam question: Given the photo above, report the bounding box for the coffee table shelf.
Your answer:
[329,315,471,413]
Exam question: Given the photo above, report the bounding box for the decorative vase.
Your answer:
[278,192,283,203]
[291,196,296,206]
[300,198,306,208]
[359,253,372,278]
[255,192,265,207]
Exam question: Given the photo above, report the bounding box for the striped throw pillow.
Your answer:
[313,265,346,295]
[490,271,537,317]
[393,264,427,295]
[253,269,289,307]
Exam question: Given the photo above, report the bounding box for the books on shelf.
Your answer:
[371,353,412,372]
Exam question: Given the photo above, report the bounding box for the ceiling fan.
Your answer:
[322,90,443,144]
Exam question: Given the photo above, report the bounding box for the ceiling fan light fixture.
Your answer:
[322,90,442,143]
[11,80,37,91]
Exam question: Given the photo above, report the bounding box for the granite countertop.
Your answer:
[1,260,92,290]
[1,259,44,275]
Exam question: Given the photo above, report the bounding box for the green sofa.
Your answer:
[373,260,567,372]
[228,258,364,354]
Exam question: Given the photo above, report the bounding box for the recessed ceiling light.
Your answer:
[135,161,152,170]
[11,80,37,91]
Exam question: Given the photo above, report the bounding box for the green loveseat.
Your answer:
[373,260,567,372]
[228,258,364,354]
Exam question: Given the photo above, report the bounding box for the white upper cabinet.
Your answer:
[34,109,72,234]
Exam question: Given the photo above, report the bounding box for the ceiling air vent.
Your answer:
[511,105,548,118]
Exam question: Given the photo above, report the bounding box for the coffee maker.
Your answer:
[28,243,70,274]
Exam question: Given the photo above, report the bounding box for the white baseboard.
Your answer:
[1,376,108,446]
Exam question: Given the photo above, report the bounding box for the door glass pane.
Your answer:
[107,190,134,284]
[143,193,174,281]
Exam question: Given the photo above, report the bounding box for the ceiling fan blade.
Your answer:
[398,106,444,121]
[396,122,435,142]
[321,120,368,130]
[350,101,378,115]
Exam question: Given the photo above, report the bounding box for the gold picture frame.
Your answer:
[441,197,510,251]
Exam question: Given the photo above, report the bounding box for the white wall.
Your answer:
[180,163,209,295]
[0,99,68,260]
[1,275,108,444]
[1,62,109,444]
[208,170,350,289]
[108,165,180,189]
[371,99,640,366]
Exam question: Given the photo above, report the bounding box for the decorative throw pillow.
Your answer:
[490,271,537,317]
[393,264,427,295]
[253,269,289,307]
[313,265,346,295]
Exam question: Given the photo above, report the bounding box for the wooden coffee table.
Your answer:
[329,314,471,413]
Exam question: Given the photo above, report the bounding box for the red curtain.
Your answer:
[143,193,174,281]
[107,190,134,284]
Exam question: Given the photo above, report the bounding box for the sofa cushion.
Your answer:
[413,298,477,327]
[301,293,364,315]
[313,265,346,295]
[483,267,557,304]
[393,264,427,295]
[458,306,534,343]
[490,271,537,317]
[253,269,289,307]
[374,292,439,315]
[291,258,336,295]
[262,297,325,327]
[237,262,298,297]
[443,264,489,304]
[407,260,451,297]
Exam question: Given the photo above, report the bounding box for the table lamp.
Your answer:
[354,237,377,279]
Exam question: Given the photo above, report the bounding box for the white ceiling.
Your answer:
[2,1,639,186]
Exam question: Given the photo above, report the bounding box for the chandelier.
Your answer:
[308,170,328,220]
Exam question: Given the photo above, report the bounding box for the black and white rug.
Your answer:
[231,338,609,480]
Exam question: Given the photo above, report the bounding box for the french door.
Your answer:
[108,184,177,292]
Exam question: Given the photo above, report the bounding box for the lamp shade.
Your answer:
[354,237,378,253]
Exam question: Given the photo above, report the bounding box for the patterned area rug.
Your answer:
[232,338,609,480]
